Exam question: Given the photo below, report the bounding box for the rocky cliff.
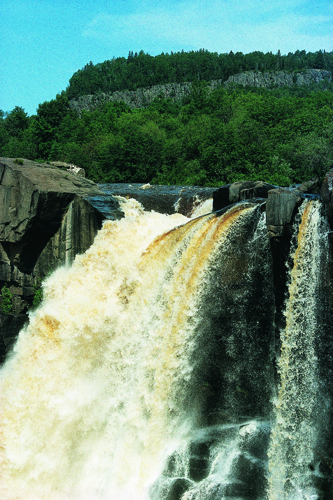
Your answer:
[1,159,333,362]
[69,69,332,114]
[0,158,113,358]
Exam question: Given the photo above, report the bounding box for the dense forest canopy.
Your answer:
[65,48,333,100]
[1,49,332,187]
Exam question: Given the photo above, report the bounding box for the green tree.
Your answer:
[3,106,29,138]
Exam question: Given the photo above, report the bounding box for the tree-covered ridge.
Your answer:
[1,79,332,188]
[66,49,333,100]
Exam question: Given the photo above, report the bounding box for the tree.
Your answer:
[3,106,29,138]
[314,50,325,69]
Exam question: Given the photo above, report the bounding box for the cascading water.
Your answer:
[0,195,332,500]
[0,199,275,500]
[268,200,333,500]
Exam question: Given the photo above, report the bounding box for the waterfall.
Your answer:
[0,195,331,500]
[0,200,274,500]
[268,200,332,500]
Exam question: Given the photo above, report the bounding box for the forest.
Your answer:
[0,49,332,187]
[65,48,333,99]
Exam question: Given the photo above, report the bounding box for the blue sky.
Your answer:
[1,0,332,116]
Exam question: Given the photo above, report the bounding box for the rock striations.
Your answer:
[69,69,332,114]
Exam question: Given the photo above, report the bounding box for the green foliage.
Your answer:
[32,285,43,310]
[3,106,29,138]
[1,284,13,314]
[65,49,333,100]
[13,158,24,165]
[1,49,333,187]
[31,269,54,310]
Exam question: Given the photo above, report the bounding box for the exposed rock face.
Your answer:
[69,69,332,114]
[0,314,27,362]
[0,158,110,358]
[0,161,330,362]
[69,81,222,115]
[321,169,333,230]
[266,188,303,237]
[213,181,276,212]
[49,161,85,177]
[225,68,331,88]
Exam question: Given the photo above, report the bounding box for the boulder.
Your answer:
[266,188,303,237]
[0,158,114,357]
[213,181,275,211]
[295,178,320,194]
[49,161,85,177]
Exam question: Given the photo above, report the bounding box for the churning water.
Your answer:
[268,201,333,500]
[0,198,332,499]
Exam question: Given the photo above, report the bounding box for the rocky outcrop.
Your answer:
[69,69,332,114]
[266,188,303,237]
[69,80,222,114]
[0,161,330,362]
[225,68,331,89]
[213,181,276,211]
[321,169,333,230]
[49,161,85,177]
[0,158,113,358]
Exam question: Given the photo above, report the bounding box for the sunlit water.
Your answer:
[0,197,330,500]
[0,199,256,499]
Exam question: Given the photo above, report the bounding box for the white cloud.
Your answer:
[82,0,333,54]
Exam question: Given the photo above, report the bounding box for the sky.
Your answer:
[1,0,332,116]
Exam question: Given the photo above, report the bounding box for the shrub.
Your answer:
[13,158,24,165]
[32,280,43,309]
[0,284,13,314]
[32,288,43,309]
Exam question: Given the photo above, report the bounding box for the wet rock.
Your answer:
[188,441,211,481]
[238,422,270,461]
[213,181,275,211]
[212,184,231,211]
[227,452,267,497]
[150,477,193,500]
[49,161,85,177]
[0,314,27,361]
[0,158,108,348]
[97,183,215,216]
[321,170,333,230]
[266,187,302,237]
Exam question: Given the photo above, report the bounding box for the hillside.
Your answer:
[69,69,332,114]
[1,49,333,188]
[65,49,333,100]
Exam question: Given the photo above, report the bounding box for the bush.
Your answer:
[0,284,13,314]
[32,280,43,309]
[13,158,24,165]
[32,288,43,309]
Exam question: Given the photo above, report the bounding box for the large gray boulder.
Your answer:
[213,181,276,212]
[0,158,110,357]
[266,188,303,237]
